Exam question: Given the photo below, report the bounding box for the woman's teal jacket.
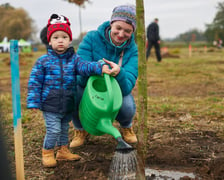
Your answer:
[77,21,138,96]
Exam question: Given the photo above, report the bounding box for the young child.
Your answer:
[27,14,119,168]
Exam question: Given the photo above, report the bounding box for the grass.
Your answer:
[1,48,223,128]
[145,47,224,138]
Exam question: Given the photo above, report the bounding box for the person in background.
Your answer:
[146,18,162,62]
[27,14,119,168]
[70,4,138,148]
[218,39,223,49]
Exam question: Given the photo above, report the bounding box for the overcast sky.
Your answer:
[1,0,222,40]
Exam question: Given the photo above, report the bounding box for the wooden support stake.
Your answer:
[10,40,25,180]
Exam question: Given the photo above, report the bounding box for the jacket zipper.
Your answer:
[60,58,63,113]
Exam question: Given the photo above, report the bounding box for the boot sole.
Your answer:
[56,158,81,161]
[125,141,138,144]
[123,138,138,144]
[43,164,57,168]
[69,142,84,148]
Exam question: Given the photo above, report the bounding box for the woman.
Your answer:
[70,4,138,148]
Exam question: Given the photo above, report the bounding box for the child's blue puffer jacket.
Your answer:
[27,47,104,113]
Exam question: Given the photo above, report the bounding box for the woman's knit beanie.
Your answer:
[111,5,136,31]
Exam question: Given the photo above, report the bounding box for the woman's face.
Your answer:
[110,21,133,46]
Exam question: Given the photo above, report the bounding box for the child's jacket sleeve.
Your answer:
[26,59,44,109]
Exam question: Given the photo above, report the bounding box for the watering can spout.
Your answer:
[116,137,133,151]
[96,118,122,139]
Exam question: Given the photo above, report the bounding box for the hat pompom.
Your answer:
[47,14,71,27]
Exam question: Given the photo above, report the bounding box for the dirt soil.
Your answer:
[2,54,224,180]
[6,86,224,180]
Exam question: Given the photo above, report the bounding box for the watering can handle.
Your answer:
[104,73,113,112]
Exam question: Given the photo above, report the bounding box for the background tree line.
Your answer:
[0,3,35,41]
[0,1,224,43]
[204,2,224,42]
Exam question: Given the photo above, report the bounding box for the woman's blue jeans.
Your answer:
[72,85,136,130]
[43,111,73,149]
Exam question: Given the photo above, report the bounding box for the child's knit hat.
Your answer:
[111,5,136,31]
[47,14,72,42]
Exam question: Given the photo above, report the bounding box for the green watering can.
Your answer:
[79,74,132,150]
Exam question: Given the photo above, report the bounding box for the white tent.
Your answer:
[0,37,32,53]
[0,37,10,52]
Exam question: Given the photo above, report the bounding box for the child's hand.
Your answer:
[103,58,120,77]
[102,64,112,74]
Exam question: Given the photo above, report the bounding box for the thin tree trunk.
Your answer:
[78,6,83,38]
[135,0,148,179]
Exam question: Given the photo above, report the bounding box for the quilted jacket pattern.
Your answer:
[27,47,104,113]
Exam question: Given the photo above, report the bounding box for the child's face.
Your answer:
[110,21,133,46]
[49,31,72,54]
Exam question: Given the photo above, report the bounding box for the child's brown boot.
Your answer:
[42,148,57,167]
[56,145,81,161]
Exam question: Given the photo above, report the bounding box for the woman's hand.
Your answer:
[103,58,120,77]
